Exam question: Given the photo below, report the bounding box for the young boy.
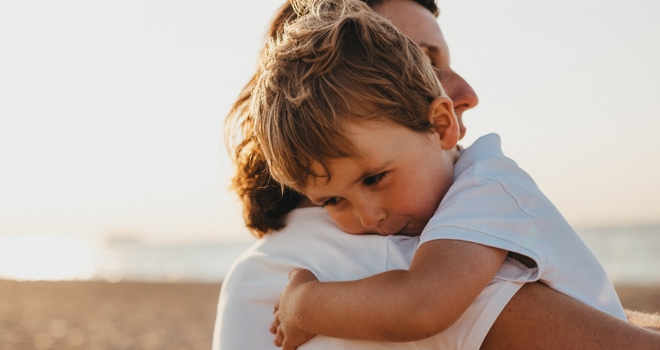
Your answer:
[251,0,627,347]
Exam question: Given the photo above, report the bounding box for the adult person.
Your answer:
[213,1,660,349]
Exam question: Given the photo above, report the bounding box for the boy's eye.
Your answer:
[321,197,339,208]
[363,172,386,186]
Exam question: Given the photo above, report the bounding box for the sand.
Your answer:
[0,280,220,350]
[0,280,658,350]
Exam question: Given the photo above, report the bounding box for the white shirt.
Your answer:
[421,133,626,320]
[213,207,523,349]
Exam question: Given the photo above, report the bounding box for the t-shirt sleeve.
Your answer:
[419,171,556,282]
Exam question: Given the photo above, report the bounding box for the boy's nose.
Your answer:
[355,204,386,230]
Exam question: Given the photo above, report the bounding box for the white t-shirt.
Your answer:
[213,207,524,350]
[421,133,626,320]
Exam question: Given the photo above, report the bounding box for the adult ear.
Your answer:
[428,96,459,150]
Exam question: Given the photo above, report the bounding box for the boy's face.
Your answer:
[304,120,456,236]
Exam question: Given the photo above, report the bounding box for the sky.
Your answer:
[1,0,659,244]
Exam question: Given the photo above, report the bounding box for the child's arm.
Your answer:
[272,240,506,347]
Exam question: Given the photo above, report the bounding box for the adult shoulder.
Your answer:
[213,207,417,349]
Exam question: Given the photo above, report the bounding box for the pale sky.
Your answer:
[1,0,659,244]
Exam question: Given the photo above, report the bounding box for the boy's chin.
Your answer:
[394,229,423,237]
[395,231,422,237]
[342,221,425,237]
[390,221,424,237]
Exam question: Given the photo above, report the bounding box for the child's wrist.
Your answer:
[294,280,322,332]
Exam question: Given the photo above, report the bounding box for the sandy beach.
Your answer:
[1,280,658,350]
[0,280,220,350]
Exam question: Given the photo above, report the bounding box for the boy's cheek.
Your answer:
[328,210,374,235]
[338,221,375,236]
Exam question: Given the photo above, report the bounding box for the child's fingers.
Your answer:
[282,340,297,350]
[288,268,303,279]
[275,326,285,347]
[287,268,318,284]
[270,315,281,334]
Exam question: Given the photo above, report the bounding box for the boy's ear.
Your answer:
[428,96,459,150]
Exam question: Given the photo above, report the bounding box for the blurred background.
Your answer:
[0,0,659,349]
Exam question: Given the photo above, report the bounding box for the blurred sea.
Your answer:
[0,226,658,285]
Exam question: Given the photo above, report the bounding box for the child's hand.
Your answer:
[270,268,319,349]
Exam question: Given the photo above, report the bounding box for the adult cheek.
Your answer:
[439,71,478,139]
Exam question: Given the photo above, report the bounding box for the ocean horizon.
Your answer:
[1,225,658,285]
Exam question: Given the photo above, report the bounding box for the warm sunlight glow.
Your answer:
[0,234,98,281]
